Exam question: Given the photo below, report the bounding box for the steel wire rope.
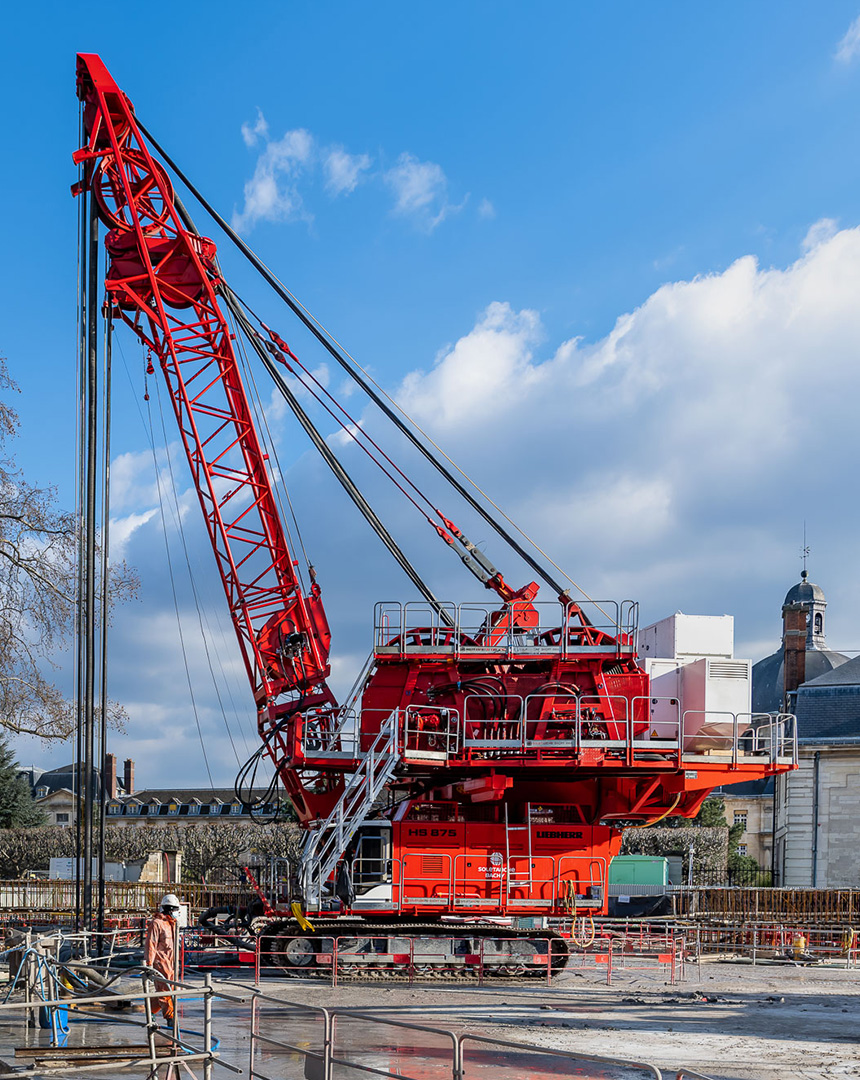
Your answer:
[151,374,244,769]
[242,311,456,541]
[143,385,216,789]
[227,326,323,814]
[225,304,311,595]
[167,189,469,620]
[167,188,315,597]
[227,292,520,595]
[112,333,253,761]
[96,330,251,777]
[228,287,465,540]
[223,294,452,624]
[135,121,583,601]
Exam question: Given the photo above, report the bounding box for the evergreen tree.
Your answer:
[696,796,728,828]
[0,736,46,827]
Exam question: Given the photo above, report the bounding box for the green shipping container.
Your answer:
[608,855,669,887]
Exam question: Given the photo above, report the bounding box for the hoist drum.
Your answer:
[92,147,174,232]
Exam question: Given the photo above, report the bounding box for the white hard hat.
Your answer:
[160,893,181,909]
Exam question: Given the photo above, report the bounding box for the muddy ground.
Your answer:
[237,958,859,1079]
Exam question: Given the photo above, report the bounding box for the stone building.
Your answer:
[752,572,860,886]
[106,788,287,825]
[23,756,287,829]
[714,778,773,867]
[774,655,860,886]
[21,755,136,826]
[752,572,849,712]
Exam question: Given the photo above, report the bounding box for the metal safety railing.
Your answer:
[390,852,607,913]
[0,926,247,1080]
[373,598,639,658]
[247,991,666,1080]
[301,716,399,910]
[300,698,796,772]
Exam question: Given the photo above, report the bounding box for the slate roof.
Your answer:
[801,653,860,687]
[751,647,850,713]
[22,763,101,799]
[794,668,860,742]
[117,788,273,805]
[712,778,774,798]
[784,573,826,606]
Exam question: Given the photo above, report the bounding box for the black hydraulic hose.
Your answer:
[136,120,568,599]
[222,292,453,625]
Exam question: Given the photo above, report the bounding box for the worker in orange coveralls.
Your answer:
[144,893,181,1023]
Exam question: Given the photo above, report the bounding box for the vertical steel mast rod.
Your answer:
[96,312,112,938]
[82,192,100,928]
[74,138,88,933]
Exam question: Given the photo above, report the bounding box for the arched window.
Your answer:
[814,613,823,635]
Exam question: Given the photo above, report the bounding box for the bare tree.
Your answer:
[0,825,76,878]
[0,360,137,738]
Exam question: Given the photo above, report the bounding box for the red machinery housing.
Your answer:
[74,56,796,954]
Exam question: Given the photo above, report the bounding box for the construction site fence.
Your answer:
[684,922,859,967]
[0,879,247,919]
[2,878,859,925]
[564,917,859,969]
[249,991,716,1080]
[671,886,860,923]
[179,926,685,988]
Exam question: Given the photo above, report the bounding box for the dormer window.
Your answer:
[36,786,49,799]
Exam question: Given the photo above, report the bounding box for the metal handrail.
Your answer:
[373,598,638,659]
[248,992,666,1080]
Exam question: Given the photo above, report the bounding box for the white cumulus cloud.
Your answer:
[388,223,860,642]
[232,127,315,233]
[802,217,839,251]
[384,153,464,231]
[233,114,475,233]
[324,147,372,196]
[241,108,269,147]
[835,15,860,64]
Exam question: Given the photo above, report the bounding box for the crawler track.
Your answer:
[257,921,570,980]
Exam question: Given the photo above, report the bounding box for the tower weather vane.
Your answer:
[802,522,810,576]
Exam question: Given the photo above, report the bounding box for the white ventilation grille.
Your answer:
[708,661,748,679]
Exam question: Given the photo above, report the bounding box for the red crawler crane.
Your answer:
[74,54,796,975]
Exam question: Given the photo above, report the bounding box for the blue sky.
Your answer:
[3,3,860,784]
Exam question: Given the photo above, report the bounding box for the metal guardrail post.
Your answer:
[248,993,257,1080]
[203,972,213,1080]
[142,972,158,1073]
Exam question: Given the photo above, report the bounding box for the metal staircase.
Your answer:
[300,714,399,910]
